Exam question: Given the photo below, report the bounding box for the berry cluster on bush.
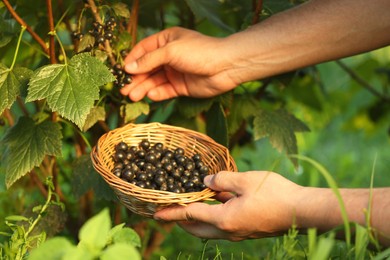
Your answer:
[110,63,132,88]
[71,16,132,87]
[113,140,210,193]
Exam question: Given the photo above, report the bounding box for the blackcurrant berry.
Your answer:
[139,139,150,150]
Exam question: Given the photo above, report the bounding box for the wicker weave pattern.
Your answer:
[91,122,237,217]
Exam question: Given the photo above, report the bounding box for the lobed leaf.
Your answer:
[100,243,141,260]
[1,117,62,188]
[0,65,33,115]
[26,53,115,129]
[253,108,309,166]
[78,208,111,251]
[206,102,228,147]
[176,97,214,118]
[111,227,141,248]
[71,155,116,201]
[185,0,234,33]
[82,106,106,132]
[121,101,150,123]
[28,237,75,260]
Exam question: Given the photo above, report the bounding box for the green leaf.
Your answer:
[28,237,75,260]
[227,95,259,134]
[206,102,228,147]
[71,155,116,201]
[176,97,214,118]
[5,215,29,222]
[121,101,150,123]
[0,65,33,115]
[77,34,95,53]
[111,227,141,248]
[101,243,141,260]
[62,246,95,260]
[253,109,309,165]
[26,53,115,129]
[79,208,112,251]
[82,106,106,132]
[111,3,131,19]
[0,17,17,48]
[116,31,132,53]
[1,117,62,188]
[185,0,234,33]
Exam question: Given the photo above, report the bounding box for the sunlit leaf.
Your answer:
[111,227,141,248]
[1,117,62,188]
[101,243,141,260]
[79,208,111,251]
[121,101,150,123]
[112,2,130,19]
[28,237,75,260]
[82,106,106,132]
[0,65,33,115]
[26,53,115,129]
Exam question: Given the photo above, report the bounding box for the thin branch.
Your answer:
[98,120,110,132]
[17,97,29,117]
[336,60,390,101]
[2,0,49,55]
[30,170,49,198]
[129,0,139,48]
[46,0,57,64]
[2,109,15,126]
[86,0,116,65]
[252,0,263,24]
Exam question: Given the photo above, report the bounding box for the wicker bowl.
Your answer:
[91,122,237,218]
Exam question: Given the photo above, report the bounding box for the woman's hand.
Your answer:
[153,171,303,241]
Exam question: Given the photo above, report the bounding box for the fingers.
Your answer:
[214,191,235,203]
[154,202,223,225]
[120,70,168,101]
[204,171,246,194]
[177,221,228,239]
[125,47,170,75]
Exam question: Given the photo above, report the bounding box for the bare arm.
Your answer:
[154,171,390,247]
[224,0,390,84]
[122,0,390,102]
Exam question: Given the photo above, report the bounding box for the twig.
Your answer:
[29,170,48,198]
[2,109,14,126]
[17,97,29,117]
[52,158,66,202]
[128,0,139,48]
[2,0,49,55]
[336,60,390,101]
[86,0,116,65]
[98,120,110,132]
[46,0,57,64]
[252,0,263,24]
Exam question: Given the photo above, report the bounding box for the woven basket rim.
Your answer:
[91,122,237,212]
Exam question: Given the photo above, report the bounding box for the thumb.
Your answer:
[204,171,244,194]
[124,47,169,75]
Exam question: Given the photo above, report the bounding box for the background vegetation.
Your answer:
[0,0,389,259]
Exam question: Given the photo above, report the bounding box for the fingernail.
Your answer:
[125,61,138,71]
[203,175,212,187]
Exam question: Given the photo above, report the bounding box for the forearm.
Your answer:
[296,187,390,247]
[223,0,390,84]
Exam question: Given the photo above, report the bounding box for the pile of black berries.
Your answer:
[112,139,210,193]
